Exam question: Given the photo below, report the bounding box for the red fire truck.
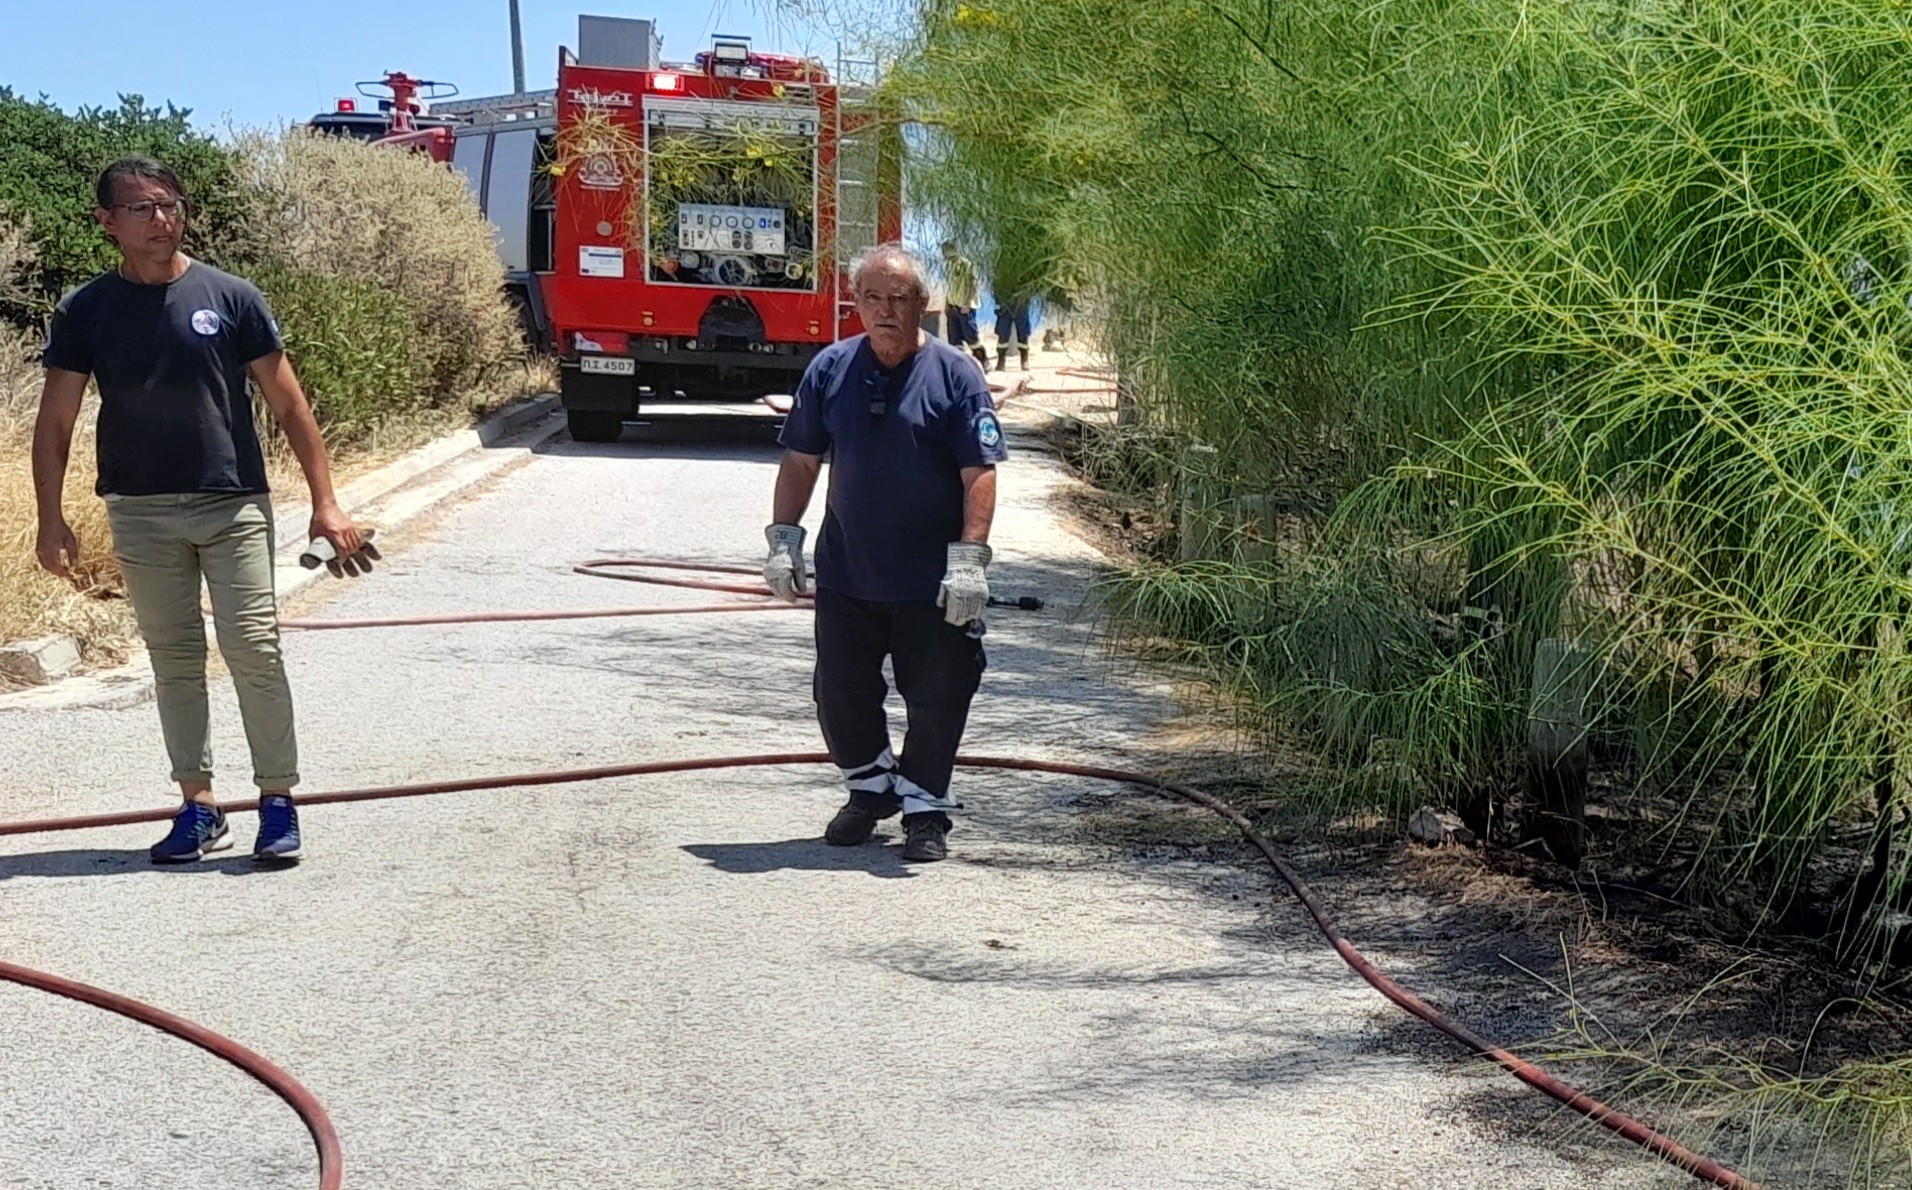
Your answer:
[313,23,902,442]
[544,34,901,441]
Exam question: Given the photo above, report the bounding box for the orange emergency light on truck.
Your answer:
[545,34,903,442]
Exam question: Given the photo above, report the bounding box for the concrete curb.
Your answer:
[0,395,564,714]
[0,635,82,686]
[270,393,561,604]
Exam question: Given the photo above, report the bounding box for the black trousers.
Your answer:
[813,588,986,812]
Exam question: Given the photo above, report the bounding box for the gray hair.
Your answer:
[848,243,930,300]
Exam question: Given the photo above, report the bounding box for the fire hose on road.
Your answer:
[0,561,1762,1190]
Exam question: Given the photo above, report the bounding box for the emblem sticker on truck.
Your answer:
[579,154,623,190]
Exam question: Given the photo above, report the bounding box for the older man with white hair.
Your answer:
[764,244,1007,862]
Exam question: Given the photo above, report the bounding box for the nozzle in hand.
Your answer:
[987,595,1044,611]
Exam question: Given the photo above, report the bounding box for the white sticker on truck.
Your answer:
[579,246,626,278]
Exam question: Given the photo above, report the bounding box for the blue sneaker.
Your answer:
[150,802,231,864]
[253,795,303,864]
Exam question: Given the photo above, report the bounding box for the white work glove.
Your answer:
[764,523,808,601]
[937,541,992,626]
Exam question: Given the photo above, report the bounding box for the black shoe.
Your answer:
[901,813,949,862]
[825,790,901,846]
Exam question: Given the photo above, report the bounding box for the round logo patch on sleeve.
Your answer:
[977,411,1003,450]
[190,309,222,336]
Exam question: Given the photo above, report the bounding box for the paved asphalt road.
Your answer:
[0,412,1685,1188]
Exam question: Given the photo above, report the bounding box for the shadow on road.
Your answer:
[540,412,785,463]
[681,836,918,879]
[0,847,291,880]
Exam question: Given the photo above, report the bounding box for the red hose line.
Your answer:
[969,757,1759,1189]
[571,559,812,599]
[574,559,760,578]
[0,751,1758,1188]
[2,559,1762,1189]
[0,959,344,1190]
[281,561,809,631]
[280,601,801,631]
[0,753,832,837]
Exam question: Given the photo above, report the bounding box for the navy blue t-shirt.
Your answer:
[779,334,1008,602]
[42,261,285,497]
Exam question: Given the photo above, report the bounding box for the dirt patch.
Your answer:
[1079,753,1912,1182]
[1054,480,1174,566]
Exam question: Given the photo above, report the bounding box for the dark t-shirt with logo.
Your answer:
[42,261,284,497]
[779,334,1008,603]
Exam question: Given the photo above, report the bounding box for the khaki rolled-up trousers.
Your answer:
[105,492,299,791]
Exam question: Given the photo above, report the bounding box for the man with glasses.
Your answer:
[32,155,372,865]
[763,244,1008,862]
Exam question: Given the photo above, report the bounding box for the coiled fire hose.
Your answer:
[0,561,1761,1190]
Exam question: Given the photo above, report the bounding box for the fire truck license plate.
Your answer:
[580,357,636,376]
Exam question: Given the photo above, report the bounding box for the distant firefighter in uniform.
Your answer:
[994,294,1033,372]
[939,240,988,370]
[764,244,1009,862]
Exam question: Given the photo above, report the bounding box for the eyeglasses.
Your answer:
[113,199,187,223]
[856,290,919,308]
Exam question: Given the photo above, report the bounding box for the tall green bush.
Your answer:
[893,0,1548,783]
[1380,0,1912,934]
[901,0,1912,943]
[0,97,523,451]
[890,1,1912,1174]
[252,268,429,443]
[893,0,1530,495]
[230,130,521,404]
[0,90,247,314]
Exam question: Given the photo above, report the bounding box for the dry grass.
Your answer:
[0,207,132,671]
[0,327,133,675]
